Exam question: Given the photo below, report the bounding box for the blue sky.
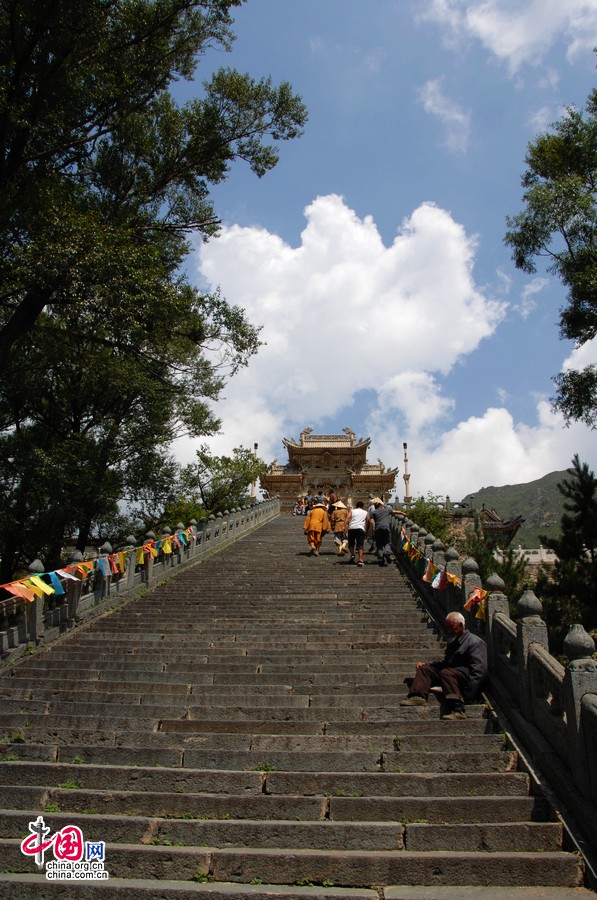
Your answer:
[173,0,597,501]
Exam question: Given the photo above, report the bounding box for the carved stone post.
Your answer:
[122,537,137,589]
[562,624,597,799]
[515,590,549,720]
[25,558,46,645]
[66,551,84,624]
[143,531,156,584]
[445,548,461,614]
[484,572,509,666]
[461,557,482,625]
[94,542,113,603]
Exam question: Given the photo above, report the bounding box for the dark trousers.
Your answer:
[374,527,391,561]
[409,664,465,708]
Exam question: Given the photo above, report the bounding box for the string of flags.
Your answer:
[0,529,195,605]
[398,527,488,620]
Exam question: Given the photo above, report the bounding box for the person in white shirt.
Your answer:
[346,501,370,567]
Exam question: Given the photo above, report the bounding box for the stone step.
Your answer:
[0,516,587,895]
[0,761,530,797]
[1,877,594,900]
[0,872,379,899]
[0,787,544,822]
[0,841,583,887]
[0,743,517,772]
[0,809,562,851]
[0,723,498,754]
[0,672,414,705]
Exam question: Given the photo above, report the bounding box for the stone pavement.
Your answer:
[0,515,593,898]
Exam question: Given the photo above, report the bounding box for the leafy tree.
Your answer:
[0,284,260,579]
[161,445,268,519]
[0,0,307,369]
[537,455,597,646]
[0,0,307,575]
[407,494,455,546]
[505,83,597,426]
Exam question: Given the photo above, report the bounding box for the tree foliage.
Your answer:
[161,445,268,521]
[505,81,597,426]
[537,455,597,647]
[0,0,307,576]
[0,0,307,368]
[407,494,454,546]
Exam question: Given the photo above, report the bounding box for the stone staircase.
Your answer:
[0,516,591,898]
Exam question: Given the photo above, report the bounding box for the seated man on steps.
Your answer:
[399,611,488,719]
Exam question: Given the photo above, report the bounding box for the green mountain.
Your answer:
[460,470,568,549]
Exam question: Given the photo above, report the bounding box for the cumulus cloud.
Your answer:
[369,400,597,502]
[189,193,597,504]
[196,193,503,441]
[418,78,471,153]
[562,334,597,371]
[511,277,548,319]
[419,0,597,72]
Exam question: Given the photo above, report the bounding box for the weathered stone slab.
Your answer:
[404,822,563,852]
[183,749,382,773]
[43,788,327,820]
[329,795,544,823]
[264,771,529,798]
[157,819,404,851]
[0,761,263,795]
[209,848,584,888]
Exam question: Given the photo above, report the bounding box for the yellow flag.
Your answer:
[28,575,55,595]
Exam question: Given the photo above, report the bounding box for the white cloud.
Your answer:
[189,193,597,506]
[195,193,503,455]
[419,0,597,72]
[511,277,548,319]
[369,400,597,503]
[418,78,472,153]
[528,105,555,133]
[562,334,597,371]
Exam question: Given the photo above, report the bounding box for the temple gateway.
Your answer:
[261,427,398,514]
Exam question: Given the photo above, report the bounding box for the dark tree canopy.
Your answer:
[537,455,597,648]
[0,0,307,369]
[505,83,597,426]
[0,0,307,575]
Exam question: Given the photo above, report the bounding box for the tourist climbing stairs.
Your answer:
[0,515,592,898]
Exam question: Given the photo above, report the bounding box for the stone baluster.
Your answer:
[445,548,461,614]
[143,531,156,583]
[94,542,113,602]
[423,531,435,566]
[484,572,509,669]
[515,590,549,719]
[25,558,46,645]
[562,624,597,799]
[175,522,186,562]
[121,536,137,589]
[66,550,84,624]
[187,520,198,560]
[160,527,172,570]
[431,538,446,568]
[461,557,482,626]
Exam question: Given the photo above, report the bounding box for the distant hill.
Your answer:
[460,469,569,548]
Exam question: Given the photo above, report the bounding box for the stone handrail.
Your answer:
[0,498,280,658]
[391,512,597,851]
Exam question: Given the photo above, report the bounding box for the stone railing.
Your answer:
[391,512,597,853]
[0,498,280,658]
